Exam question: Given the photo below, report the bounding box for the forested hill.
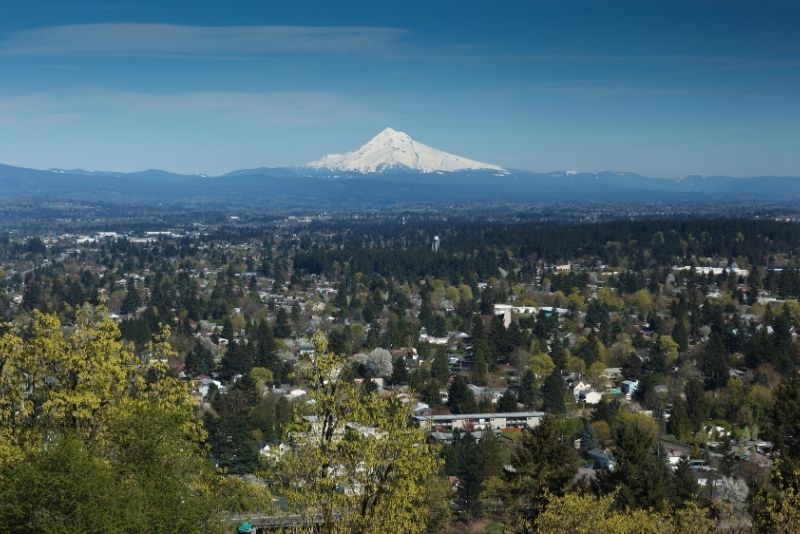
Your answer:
[293,218,800,280]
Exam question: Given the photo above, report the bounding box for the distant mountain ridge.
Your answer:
[1,129,799,209]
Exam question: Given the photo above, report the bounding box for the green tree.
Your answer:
[542,369,566,414]
[672,457,699,505]
[276,332,441,533]
[472,348,489,386]
[701,332,729,389]
[768,372,800,477]
[685,378,708,433]
[390,356,410,385]
[430,346,449,384]
[185,342,216,376]
[575,332,606,367]
[535,492,714,534]
[651,335,679,373]
[448,376,478,414]
[580,419,599,451]
[530,353,556,387]
[120,279,141,314]
[504,415,579,526]
[518,369,537,407]
[599,413,670,510]
[274,307,292,338]
[498,390,518,412]
[671,319,689,352]
[752,466,800,532]
[455,432,485,518]
[0,307,255,531]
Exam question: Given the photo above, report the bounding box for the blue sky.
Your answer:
[0,0,797,176]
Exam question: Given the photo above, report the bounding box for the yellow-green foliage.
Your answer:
[277,332,441,533]
[752,467,800,532]
[0,306,202,463]
[0,306,247,532]
[535,492,714,534]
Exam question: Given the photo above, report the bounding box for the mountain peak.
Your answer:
[306,128,504,173]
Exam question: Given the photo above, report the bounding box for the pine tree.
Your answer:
[768,371,800,476]
[518,369,537,407]
[185,343,215,376]
[456,433,485,518]
[497,390,518,412]
[701,332,728,390]
[120,279,140,314]
[390,356,410,385]
[220,317,234,342]
[685,378,708,433]
[672,457,699,505]
[253,319,277,368]
[448,376,478,414]
[472,348,489,386]
[505,415,579,523]
[671,318,689,352]
[542,369,565,414]
[431,346,450,384]
[274,307,291,338]
[669,398,691,441]
[580,419,598,451]
[598,414,670,510]
[474,338,495,369]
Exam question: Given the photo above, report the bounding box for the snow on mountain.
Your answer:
[306,127,504,173]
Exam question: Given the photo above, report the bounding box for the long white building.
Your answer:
[413,411,545,432]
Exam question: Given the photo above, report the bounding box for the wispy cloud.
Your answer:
[417,52,800,69]
[0,24,407,56]
[0,89,381,127]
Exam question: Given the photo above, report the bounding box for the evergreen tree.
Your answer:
[580,419,598,451]
[120,279,140,314]
[497,390,518,412]
[472,348,489,386]
[220,317,234,342]
[220,340,255,377]
[598,414,670,510]
[575,331,606,367]
[274,307,292,338]
[448,376,478,414]
[668,398,691,441]
[591,398,619,426]
[542,369,565,414]
[671,318,689,352]
[431,346,450,384]
[456,433,485,518]
[701,332,729,389]
[390,356,410,385]
[253,319,277,368]
[672,457,699,505]
[685,378,708,433]
[505,415,579,523]
[768,371,800,477]
[518,369,537,407]
[474,338,495,369]
[184,343,216,376]
[479,427,503,477]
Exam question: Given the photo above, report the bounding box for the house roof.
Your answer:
[413,411,545,422]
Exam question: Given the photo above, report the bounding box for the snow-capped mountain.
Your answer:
[305,127,504,173]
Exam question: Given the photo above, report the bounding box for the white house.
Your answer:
[580,390,602,405]
[572,381,593,400]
